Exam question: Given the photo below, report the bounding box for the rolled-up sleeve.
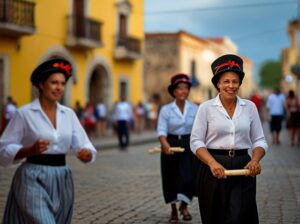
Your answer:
[156,106,168,137]
[190,104,208,154]
[71,111,97,163]
[0,111,24,167]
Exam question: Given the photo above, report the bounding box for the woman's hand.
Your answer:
[14,139,50,160]
[161,144,174,155]
[208,160,226,179]
[31,139,50,155]
[159,136,173,155]
[77,148,92,163]
[245,159,261,176]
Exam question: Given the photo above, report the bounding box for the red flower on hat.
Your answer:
[215,60,241,74]
[53,62,71,76]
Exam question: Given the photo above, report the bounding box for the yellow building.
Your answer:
[281,19,299,94]
[0,0,144,127]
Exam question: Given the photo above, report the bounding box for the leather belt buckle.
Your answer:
[228,149,235,158]
[178,135,182,140]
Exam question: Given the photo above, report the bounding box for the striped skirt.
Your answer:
[2,162,74,224]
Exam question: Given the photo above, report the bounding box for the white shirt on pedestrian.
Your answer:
[266,93,285,115]
[190,94,268,156]
[5,103,17,120]
[96,103,107,118]
[157,100,198,137]
[113,101,133,121]
[0,99,97,167]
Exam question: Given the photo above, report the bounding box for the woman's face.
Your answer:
[39,73,66,102]
[173,82,190,100]
[217,72,240,100]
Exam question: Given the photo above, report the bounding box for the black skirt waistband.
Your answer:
[208,148,248,158]
[27,154,66,166]
[167,134,190,140]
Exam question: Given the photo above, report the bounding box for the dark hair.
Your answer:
[288,90,295,98]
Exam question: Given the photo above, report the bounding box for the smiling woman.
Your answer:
[190,54,268,224]
[0,58,97,224]
[157,73,199,222]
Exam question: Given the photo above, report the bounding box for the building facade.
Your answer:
[144,31,254,105]
[281,19,299,96]
[0,0,144,128]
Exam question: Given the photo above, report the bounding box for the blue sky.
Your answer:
[144,0,298,71]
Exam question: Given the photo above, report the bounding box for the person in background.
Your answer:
[5,96,17,124]
[134,101,145,133]
[148,98,158,130]
[157,73,199,222]
[250,90,262,121]
[113,97,133,150]
[95,98,107,136]
[0,58,97,224]
[190,54,268,224]
[82,101,97,137]
[266,87,286,145]
[74,100,84,123]
[285,90,300,146]
[1,96,17,133]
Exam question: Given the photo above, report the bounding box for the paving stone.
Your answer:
[0,123,300,223]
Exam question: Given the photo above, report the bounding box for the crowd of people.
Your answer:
[73,97,160,137]
[249,87,300,147]
[0,54,299,223]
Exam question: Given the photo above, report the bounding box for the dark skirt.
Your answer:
[270,115,284,132]
[197,152,258,224]
[2,162,74,224]
[286,111,300,129]
[160,135,200,204]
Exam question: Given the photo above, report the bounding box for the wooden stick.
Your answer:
[148,147,185,154]
[224,169,250,176]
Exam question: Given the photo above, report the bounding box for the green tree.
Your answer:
[259,61,281,88]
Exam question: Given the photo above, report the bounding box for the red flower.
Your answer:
[53,62,72,76]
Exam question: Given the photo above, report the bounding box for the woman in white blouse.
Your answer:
[190,54,268,224]
[0,58,97,224]
[157,74,199,222]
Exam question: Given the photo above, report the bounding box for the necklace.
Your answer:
[221,98,236,117]
[225,103,235,111]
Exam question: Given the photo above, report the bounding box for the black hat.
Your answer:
[211,54,244,89]
[31,58,72,87]
[168,73,191,97]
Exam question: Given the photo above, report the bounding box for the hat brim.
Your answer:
[211,69,245,89]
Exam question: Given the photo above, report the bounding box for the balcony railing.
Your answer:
[114,36,142,60]
[0,0,35,37]
[65,15,102,50]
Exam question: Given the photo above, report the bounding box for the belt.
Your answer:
[27,154,66,166]
[208,148,248,158]
[167,134,190,140]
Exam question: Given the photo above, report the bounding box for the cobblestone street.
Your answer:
[0,124,300,223]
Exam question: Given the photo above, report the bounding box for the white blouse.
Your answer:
[0,99,97,166]
[190,94,268,155]
[157,100,198,137]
